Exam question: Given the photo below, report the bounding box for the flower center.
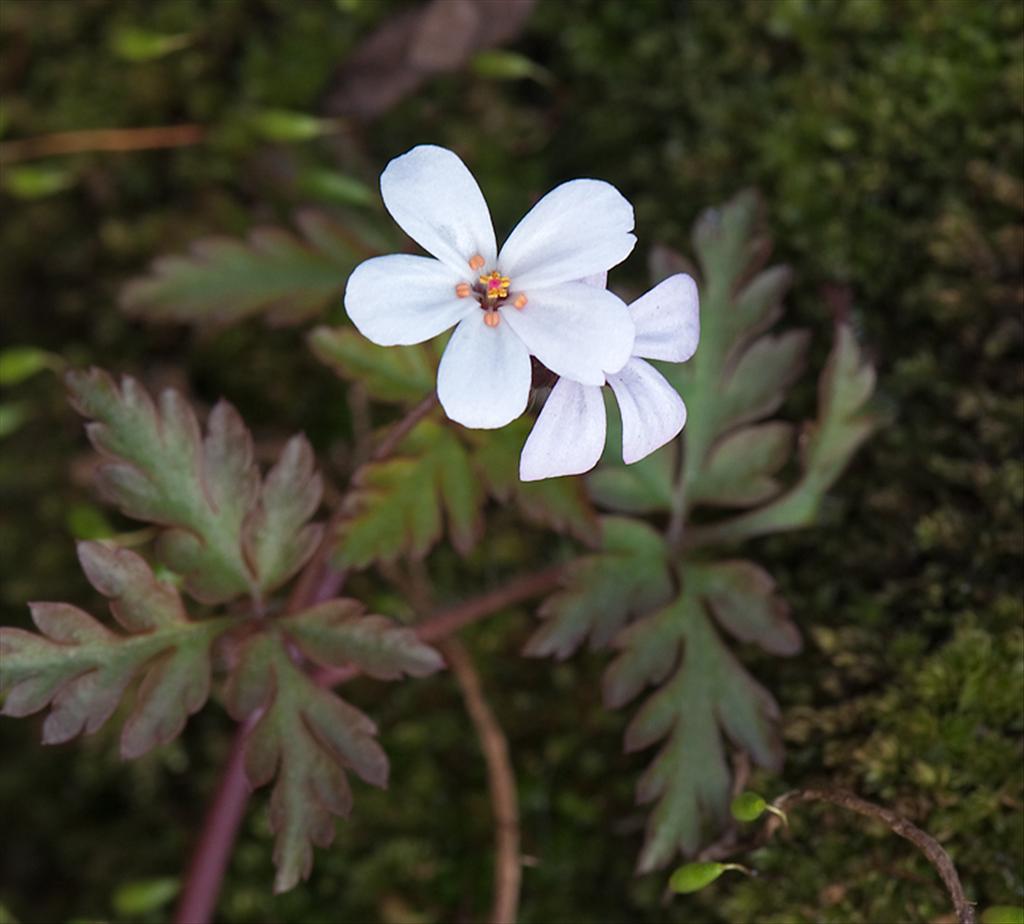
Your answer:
[454,255,528,328]
[481,270,511,301]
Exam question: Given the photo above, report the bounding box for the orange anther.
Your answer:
[513,294,528,309]
[483,311,501,328]
[469,254,486,271]
[455,282,471,298]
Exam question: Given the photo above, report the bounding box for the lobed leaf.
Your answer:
[0,543,228,758]
[66,369,322,604]
[524,517,673,659]
[120,211,372,328]
[283,598,443,680]
[308,327,438,405]
[333,419,483,569]
[685,323,878,546]
[688,421,794,509]
[602,573,795,872]
[224,633,391,893]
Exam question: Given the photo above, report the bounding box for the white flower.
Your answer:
[344,145,638,429]
[519,274,700,481]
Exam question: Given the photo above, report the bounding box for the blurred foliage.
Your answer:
[0,0,1021,923]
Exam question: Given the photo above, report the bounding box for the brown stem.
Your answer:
[0,124,206,163]
[705,788,976,924]
[441,639,522,924]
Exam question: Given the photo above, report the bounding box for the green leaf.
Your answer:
[686,324,878,546]
[0,401,32,439]
[309,326,437,405]
[694,560,801,656]
[0,346,61,386]
[333,419,483,569]
[3,164,76,199]
[730,791,768,822]
[248,109,337,143]
[669,861,749,894]
[0,542,228,758]
[657,190,803,494]
[120,210,370,328]
[587,391,677,515]
[716,330,810,432]
[224,633,390,893]
[471,50,552,84]
[283,598,443,680]
[111,877,179,916]
[981,908,1024,924]
[689,421,793,508]
[241,435,324,598]
[603,565,798,872]
[297,168,376,206]
[66,368,322,603]
[525,518,672,659]
[468,419,599,544]
[110,27,191,62]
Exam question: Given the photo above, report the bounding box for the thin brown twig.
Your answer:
[0,124,206,163]
[441,638,522,924]
[703,787,976,924]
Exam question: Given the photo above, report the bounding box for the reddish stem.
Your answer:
[173,563,564,923]
[174,712,260,924]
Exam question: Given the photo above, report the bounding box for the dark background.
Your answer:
[1,1,1021,921]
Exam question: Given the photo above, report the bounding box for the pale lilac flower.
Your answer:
[344,145,637,429]
[519,274,700,481]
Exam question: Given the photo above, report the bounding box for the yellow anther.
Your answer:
[483,311,501,328]
[455,282,471,298]
[480,270,511,301]
[513,294,528,309]
[469,254,486,271]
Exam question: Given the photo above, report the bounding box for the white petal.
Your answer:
[498,179,636,290]
[608,358,687,464]
[520,378,606,481]
[629,274,701,362]
[502,282,635,385]
[437,313,532,429]
[344,254,473,346]
[579,271,608,289]
[380,145,497,273]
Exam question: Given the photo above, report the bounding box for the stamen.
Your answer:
[469,254,486,271]
[513,294,528,309]
[455,282,471,298]
[483,312,501,328]
[479,270,511,301]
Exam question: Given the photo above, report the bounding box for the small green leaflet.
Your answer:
[333,419,483,569]
[281,597,444,680]
[0,542,228,758]
[309,326,438,405]
[524,517,673,659]
[602,561,800,872]
[225,606,441,892]
[67,368,323,604]
[120,210,372,328]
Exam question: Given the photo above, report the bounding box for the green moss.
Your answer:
[1,0,1021,921]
